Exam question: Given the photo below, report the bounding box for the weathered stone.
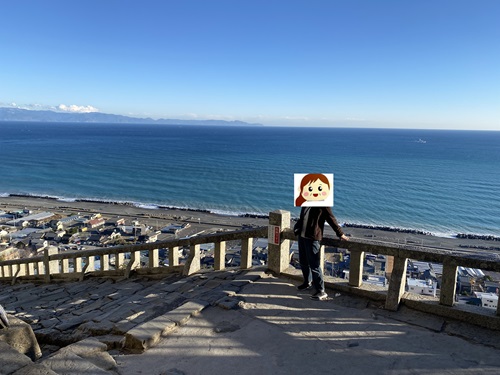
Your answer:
[40,337,113,375]
[123,300,209,352]
[159,368,186,375]
[35,328,85,347]
[113,319,137,335]
[41,349,110,375]
[11,363,58,375]
[0,341,33,375]
[61,337,107,357]
[89,304,123,323]
[0,315,42,361]
[54,311,97,331]
[230,280,251,287]
[94,334,124,350]
[163,280,189,293]
[234,270,263,282]
[164,300,209,326]
[64,281,94,295]
[214,321,240,333]
[76,319,115,336]
[216,296,241,310]
[199,290,228,305]
[39,317,60,329]
[124,316,177,352]
[201,279,224,289]
[81,350,117,371]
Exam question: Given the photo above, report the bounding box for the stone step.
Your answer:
[40,337,118,375]
[124,300,209,353]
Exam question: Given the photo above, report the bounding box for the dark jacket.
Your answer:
[296,206,344,241]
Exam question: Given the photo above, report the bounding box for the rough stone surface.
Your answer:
[2,267,499,374]
[0,315,42,361]
[0,341,33,375]
[124,315,177,352]
[11,363,58,375]
[40,337,113,375]
[41,350,110,375]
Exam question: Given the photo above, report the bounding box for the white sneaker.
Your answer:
[310,291,328,301]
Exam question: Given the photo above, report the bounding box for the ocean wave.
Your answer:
[343,222,435,236]
[133,203,160,210]
[58,197,78,203]
[341,222,463,239]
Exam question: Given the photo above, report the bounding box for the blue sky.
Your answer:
[1,0,499,129]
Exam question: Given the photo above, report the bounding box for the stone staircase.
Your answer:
[0,268,265,375]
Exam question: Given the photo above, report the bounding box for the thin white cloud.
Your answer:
[5,102,52,111]
[58,104,99,113]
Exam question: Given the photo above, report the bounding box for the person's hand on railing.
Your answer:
[340,234,349,241]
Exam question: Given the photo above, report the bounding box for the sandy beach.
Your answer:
[1,195,499,253]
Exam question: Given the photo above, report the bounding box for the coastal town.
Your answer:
[0,199,268,271]
[1,197,498,312]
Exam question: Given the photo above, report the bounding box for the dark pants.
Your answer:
[298,236,324,292]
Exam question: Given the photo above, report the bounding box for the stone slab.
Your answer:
[62,337,108,357]
[11,363,58,375]
[41,350,110,375]
[80,351,117,372]
[123,300,209,352]
[124,317,177,352]
[0,341,33,375]
[164,300,209,326]
[0,316,42,361]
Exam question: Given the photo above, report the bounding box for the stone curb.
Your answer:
[124,300,209,353]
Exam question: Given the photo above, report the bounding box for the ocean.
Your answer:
[0,121,499,238]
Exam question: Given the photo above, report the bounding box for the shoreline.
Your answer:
[2,192,499,240]
[1,194,499,252]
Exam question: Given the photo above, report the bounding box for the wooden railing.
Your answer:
[1,210,499,329]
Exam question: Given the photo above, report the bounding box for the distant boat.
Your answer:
[416,138,427,144]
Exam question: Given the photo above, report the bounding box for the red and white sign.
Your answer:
[268,225,281,245]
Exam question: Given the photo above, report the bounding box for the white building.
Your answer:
[473,292,499,310]
[407,278,438,297]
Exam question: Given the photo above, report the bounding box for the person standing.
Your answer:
[295,207,348,300]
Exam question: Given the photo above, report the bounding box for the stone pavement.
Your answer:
[1,268,500,374]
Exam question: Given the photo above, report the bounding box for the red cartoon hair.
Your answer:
[295,173,330,206]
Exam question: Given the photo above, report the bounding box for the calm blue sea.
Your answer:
[0,121,499,237]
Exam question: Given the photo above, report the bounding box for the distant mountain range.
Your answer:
[0,107,263,126]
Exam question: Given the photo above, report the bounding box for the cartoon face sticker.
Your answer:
[301,178,331,201]
[294,173,334,207]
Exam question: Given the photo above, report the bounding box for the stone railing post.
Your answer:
[129,251,141,269]
[240,238,253,269]
[61,258,70,273]
[102,254,110,271]
[440,258,458,306]
[169,246,179,267]
[148,248,159,268]
[114,252,125,270]
[268,210,291,274]
[86,256,95,272]
[28,262,36,276]
[183,244,201,275]
[214,241,226,271]
[385,256,408,311]
[43,246,58,283]
[348,249,365,287]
